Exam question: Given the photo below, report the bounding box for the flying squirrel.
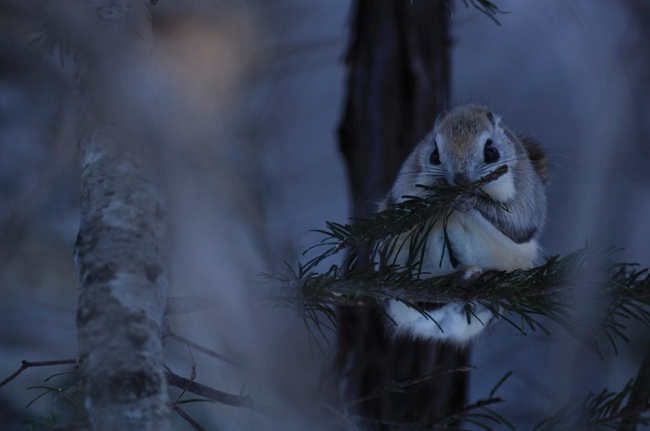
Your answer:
[380,104,550,344]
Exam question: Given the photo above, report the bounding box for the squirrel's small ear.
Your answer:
[486,111,495,125]
[485,109,501,129]
[520,136,551,184]
[434,110,447,130]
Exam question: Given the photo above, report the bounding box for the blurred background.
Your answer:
[0,0,649,429]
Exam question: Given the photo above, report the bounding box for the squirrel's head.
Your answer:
[391,105,548,203]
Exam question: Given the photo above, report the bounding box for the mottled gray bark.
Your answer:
[73,1,171,430]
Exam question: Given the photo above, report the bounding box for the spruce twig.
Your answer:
[265,162,650,430]
[267,164,650,357]
[461,0,509,25]
[534,379,650,431]
[302,165,509,274]
[268,247,583,342]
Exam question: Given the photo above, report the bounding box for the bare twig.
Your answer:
[166,331,238,367]
[165,369,279,417]
[328,396,504,430]
[172,404,207,431]
[345,365,475,409]
[0,359,77,389]
[435,396,505,426]
[589,405,650,430]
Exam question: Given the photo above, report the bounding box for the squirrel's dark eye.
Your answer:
[429,144,441,165]
[483,139,499,163]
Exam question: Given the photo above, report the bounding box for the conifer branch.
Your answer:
[331,395,507,430]
[533,379,650,431]
[325,370,512,430]
[269,247,583,341]
[599,263,650,355]
[268,165,650,356]
[461,0,509,25]
[302,165,509,274]
[330,398,505,431]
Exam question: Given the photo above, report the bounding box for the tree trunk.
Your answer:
[338,0,451,220]
[336,0,468,427]
[73,1,171,429]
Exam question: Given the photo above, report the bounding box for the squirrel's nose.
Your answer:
[453,173,471,187]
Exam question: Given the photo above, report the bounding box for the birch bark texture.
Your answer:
[73,1,171,429]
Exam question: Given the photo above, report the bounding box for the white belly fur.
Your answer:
[386,209,540,344]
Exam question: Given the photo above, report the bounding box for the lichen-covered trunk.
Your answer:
[336,0,468,426]
[73,1,171,429]
[75,128,170,431]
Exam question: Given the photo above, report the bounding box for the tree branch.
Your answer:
[165,331,238,368]
[337,396,505,430]
[172,404,207,431]
[0,359,77,389]
[165,370,280,417]
[343,365,475,409]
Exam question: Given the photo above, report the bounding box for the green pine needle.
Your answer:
[268,164,650,359]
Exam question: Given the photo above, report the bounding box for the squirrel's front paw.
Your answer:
[452,193,478,212]
[449,266,482,286]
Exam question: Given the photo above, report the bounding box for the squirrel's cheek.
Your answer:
[480,173,515,202]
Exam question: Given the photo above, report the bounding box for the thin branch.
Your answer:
[269,249,582,340]
[0,359,77,389]
[165,369,279,417]
[274,178,650,353]
[301,166,508,273]
[166,331,238,368]
[436,396,506,426]
[535,379,650,431]
[0,359,282,428]
[337,396,504,430]
[172,404,207,431]
[344,365,475,409]
[588,405,650,429]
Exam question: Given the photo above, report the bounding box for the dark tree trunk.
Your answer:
[335,0,468,427]
[338,0,451,220]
